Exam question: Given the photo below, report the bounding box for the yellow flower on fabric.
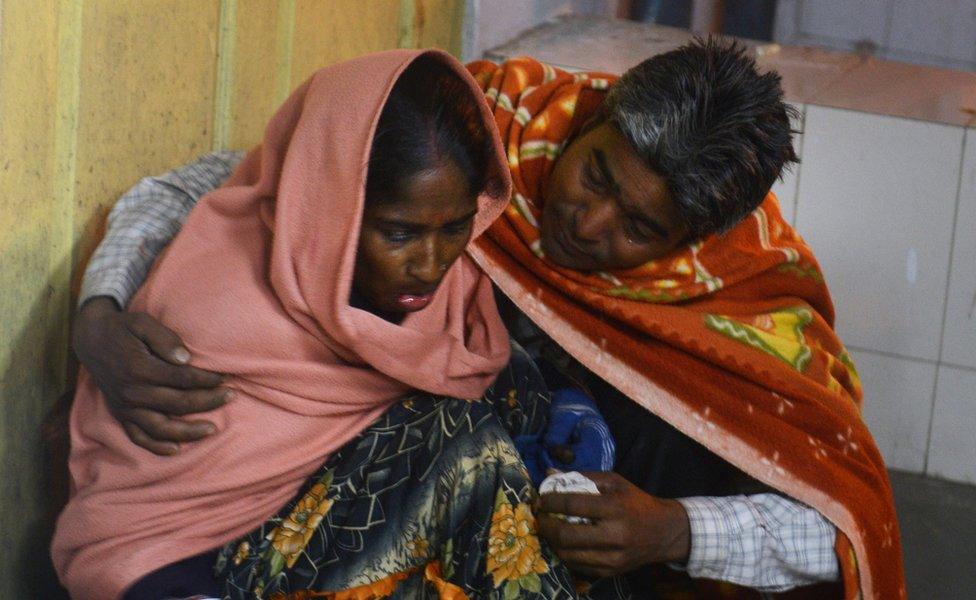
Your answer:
[407,536,430,559]
[270,482,333,568]
[486,499,548,587]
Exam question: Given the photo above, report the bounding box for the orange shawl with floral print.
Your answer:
[467,57,904,599]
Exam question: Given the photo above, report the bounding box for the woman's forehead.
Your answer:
[366,162,476,221]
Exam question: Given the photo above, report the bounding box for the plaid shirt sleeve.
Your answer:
[676,493,840,592]
[79,151,246,308]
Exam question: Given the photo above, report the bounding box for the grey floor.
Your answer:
[890,470,976,599]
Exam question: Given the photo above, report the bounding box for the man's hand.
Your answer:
[536,471,690,579]
[72,297,228,455]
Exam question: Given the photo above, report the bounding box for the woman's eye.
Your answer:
[382,230,414,243]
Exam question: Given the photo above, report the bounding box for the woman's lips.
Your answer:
[395,293,434,311]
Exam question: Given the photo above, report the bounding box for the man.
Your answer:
[72,39,901,597]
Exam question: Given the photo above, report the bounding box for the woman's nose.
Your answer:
[407,238,444,285]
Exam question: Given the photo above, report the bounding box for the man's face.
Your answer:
[541,123,690,271]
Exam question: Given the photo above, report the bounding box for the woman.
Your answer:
[52,50,580,600]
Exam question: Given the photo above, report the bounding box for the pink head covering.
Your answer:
[53,49,512,599]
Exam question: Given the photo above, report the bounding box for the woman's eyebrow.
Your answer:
[375,209,478,230]
[374,218,426,230]
[444,209,478,227]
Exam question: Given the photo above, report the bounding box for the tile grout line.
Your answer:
[846,345,976,374]
[879,0,895,55]
[211,0,237,152]
[922,127,969,474]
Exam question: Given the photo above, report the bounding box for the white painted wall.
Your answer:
[461,0,617,61]
[774,0,976,72]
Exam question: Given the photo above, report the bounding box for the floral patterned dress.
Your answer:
[214,343,630,600]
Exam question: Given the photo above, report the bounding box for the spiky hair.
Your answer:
[600,37,799,238]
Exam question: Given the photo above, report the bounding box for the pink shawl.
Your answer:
[52,49,512,600]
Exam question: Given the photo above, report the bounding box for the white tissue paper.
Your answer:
[539,471,601,524]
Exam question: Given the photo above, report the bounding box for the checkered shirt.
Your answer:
[79,152,840,592]
[677,494,838,591]
[79,151,245,308]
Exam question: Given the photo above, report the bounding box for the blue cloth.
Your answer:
[515,388,616,487]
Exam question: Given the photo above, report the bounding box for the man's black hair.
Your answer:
[600,37,799,237]
[365,55,499,206]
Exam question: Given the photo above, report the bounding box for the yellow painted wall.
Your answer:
[0,0,464,596]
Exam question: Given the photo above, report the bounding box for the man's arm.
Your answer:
[80,151,245,307]
[537,474,839,591]
[677,493,839,591]
[74,151,244,455]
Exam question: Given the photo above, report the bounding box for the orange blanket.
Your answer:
[467,57,904,599]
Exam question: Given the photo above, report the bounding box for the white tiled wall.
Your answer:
[941,130,976,370]
[854,350,937,473]
[928,366,976,483]
[794,108,975,481]
[795,106,963,362]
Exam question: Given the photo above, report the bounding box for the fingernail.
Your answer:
[220,390,234,403]
[163,444,179,455]
[203,424,217,435]
[173,347,191,363]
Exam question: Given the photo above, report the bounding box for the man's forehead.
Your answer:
[596,126,668,206]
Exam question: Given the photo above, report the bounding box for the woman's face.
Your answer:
[353,160,478,320]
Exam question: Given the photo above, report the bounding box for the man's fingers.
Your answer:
[537,515,617,550]
[131,357,225,390]
[121,421,179,456]
[126,312,194,365]
[538,491,615,520]
[125,386,231,416]
[577,471,623,494]
[126,408,216,443]
[554,551,621,579]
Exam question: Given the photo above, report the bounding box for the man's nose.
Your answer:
[574,199,615,243]
[407,238,444,285]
